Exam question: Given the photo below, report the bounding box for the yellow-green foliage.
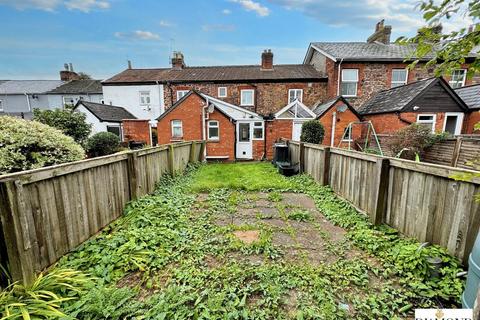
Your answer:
[0,116,85,174]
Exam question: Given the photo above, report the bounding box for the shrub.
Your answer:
[33,107,92,145]
[0,116,85,174]
[85,132,121,157]
[388,124,447,160]
[300,120,325,144]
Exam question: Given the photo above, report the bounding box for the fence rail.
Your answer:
[288,140,480,264]
[0,141,205,285]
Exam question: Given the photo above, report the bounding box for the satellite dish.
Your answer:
[208,103,214,113]
[336,104,348,113]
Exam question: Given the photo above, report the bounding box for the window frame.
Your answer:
[342,126,353,142]
[416,114,437,133]
[207,120,220,140]
[106,125,121,138]
[171,119,183,138]
[252,121,264,140]
[0,99,3,112]
[139,91,151,105]
[240,89,255,106]
[218,87,227,98]
[449,69,467,88]
[288,89,303,103]
[176,90,189,101]
[391,68,408,88]
[340,69,359,97]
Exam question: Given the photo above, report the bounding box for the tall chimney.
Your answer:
[261,49,273,70]
[127,60,132,69]
[60,62,80,81]
[367,19,392,44]
[171,51,185,70]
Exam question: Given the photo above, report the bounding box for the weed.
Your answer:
[287,209,313,222]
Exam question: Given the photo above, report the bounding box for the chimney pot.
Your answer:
[171,51,185,70]
[367,19,391,44]
[261,49,274,70]
[127,60,132,69]
[60,63,80,81]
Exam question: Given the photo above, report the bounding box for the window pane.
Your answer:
[418,115,433,121]
[392,69,407,82]
[239,123,250,141]
[341,82,357,96]
[241,90,253,105]
[254,122,262,127]
[218,87,227,97]
[253,128,263,139]
[107,126,121,137]
[209,127,219,139]
[342,69,358,81]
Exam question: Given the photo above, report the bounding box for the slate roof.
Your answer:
[47,80,102,94]
[455,84,480,110]
[0,80,64,94]
[309,42,476,62]
[104,64,326,84]
[312,96,361,119]
[75,101,136,122]
[358,78,437,115]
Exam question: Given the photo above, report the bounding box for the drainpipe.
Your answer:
[202,97,208,159]
[336,58,344,96]
[24,93,31,112]
[331,111,336,147]
[156,80,164,114]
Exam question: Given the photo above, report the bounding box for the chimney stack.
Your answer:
[60,62,80,81]
[367,19,392,44]
[127,60,132,69]
[171,51,185,70]
[261,49,273,70]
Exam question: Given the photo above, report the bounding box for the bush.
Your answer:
[86,132,121,157]
[388,124,447,160]
[300,120,325,144]
[0,116,85,174]
[33,107,91,145]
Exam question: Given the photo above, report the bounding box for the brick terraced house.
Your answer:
[303,20,479,108]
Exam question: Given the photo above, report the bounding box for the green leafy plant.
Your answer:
[0,116,85,174]
[85,132,121,157]
[0,268,91,319]
[287,209,313,222]
[33,107,92,145]
[300,120,325,144]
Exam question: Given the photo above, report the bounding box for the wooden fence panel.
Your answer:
[0,141,203,284]
[288,141,301,165]
[303,144,325,182]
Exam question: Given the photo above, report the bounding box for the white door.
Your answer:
[443,112,464,136]
[292,121,303,141]
[236,122,252,159]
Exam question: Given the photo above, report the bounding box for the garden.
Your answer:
[2,162,466,319]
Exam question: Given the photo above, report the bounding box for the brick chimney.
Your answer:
[60,63,80,81]
[171,51,185,70]
[367,19,392,44]
[261,49,273,70]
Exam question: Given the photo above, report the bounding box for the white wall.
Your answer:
[75,104,121,136]
[102,84,164,126]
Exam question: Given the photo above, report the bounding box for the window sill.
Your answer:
[240,104,254,107]
[171,137,183,141]
[208,139,220,143]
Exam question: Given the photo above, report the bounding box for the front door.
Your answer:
[292,121,303,141]
[443,112,464,136]
[236,122,252,159]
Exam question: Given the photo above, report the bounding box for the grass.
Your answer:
[189,162,298,192]
[3,162,464,319]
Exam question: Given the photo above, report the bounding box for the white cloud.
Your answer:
[222,9,232,14]
[0,0,110,12]
[231,0,270,17]
[115,30,161,41]
[159,20,174,27]
[202,24,236,32]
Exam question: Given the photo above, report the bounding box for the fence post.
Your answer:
[372,158,390,225]
[189,141,196,163]
[0,181,36,285]
[168,144,175,176]
[198,141,206,162]
[126,152,139,200]
[321,147,331,186]
[299,142,305,173]
[451,137,463,167]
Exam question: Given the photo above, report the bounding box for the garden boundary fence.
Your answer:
[288,140,480,265]
[0,141,205,285]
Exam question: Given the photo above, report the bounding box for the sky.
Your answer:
[0,0,472,80]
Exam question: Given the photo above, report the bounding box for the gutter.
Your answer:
[336,58,344,96]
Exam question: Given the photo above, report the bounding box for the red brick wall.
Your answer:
[364,112,451,134]
[205,111,235,160]
[164,81,327,116]
[122,120,152,145]
[318,100,361,147]
[465,110,480,134]
[265,120,292,159]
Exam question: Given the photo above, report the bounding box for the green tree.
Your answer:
[33,107,91,145]
[0,116,85,174]
[300,121,325,144]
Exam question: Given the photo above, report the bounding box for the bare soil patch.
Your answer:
[233,230,260,244]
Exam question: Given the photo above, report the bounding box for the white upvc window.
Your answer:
[253,121,264,139]
[0,100,3,112]
[288,89,303,103]
[342,126,352,141]
[176,90,189,101]
[391,69,408,88]
[207,120,219,140]
[171,120,183,138]
[416,114,436,133]
[341,69,359,97]
[140,91,151,105]
[240,89,254,106]
[449,69,467,88]
[218,87,227,98]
